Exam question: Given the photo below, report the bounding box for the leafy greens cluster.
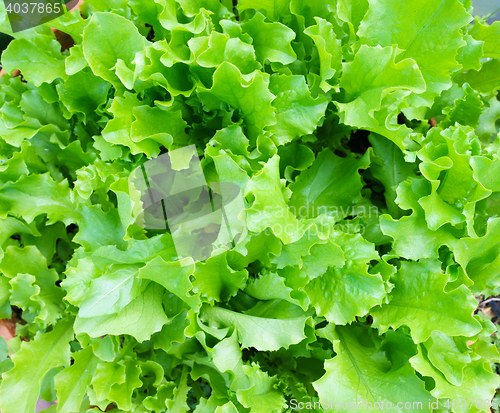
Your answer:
[0,0,499,412]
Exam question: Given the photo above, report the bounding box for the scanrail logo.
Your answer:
[3,0,79,32]
[129,145,247,264]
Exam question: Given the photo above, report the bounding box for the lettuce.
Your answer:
[0,0,499,412]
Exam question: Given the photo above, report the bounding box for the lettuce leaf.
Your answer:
[0,0,498,411]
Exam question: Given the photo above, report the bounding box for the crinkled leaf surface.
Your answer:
[0,1,498,411]
[371,260,482,343]
[313,325,433,412]
[358,0,471,110]
[0,318,74,413]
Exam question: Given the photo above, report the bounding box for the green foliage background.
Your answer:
[0,0,499,412]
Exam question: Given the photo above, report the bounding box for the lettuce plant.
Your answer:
[0,0,499,412]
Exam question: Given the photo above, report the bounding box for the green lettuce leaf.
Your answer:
[82,12,149,89]
[371,259,482,343]
[54,346,99,413]
[470,20,500,59]
[0,318,74,413]
[197,62,276,141]
[313,325,433,412]
[201,303,307,351]
[337,45,425,149]
[358,0,471,111]
[74,283,169,342]
[241,12,297,65]
[267,74,328,145]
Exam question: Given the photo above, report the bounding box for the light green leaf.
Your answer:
[304,17,342,92]
[470,20,500,59]
[471,156,500,193]
[244,155,306,244]
[0,246,64,325]
[78,264,146,318]
[193,254,247,302]
[337,45,425,149]
[237,0,291,21]
[0,276,11,319]
[441,84,483,128]
[91,359,127,401]
[455,59,500,94]
[208,124,250,157]
[425,331,471,386]
[454,217,500,293]
[74,283,169,342]
[277,142,315,183]
[289,147,370,219]
[166,366,190,413]
[216,402,239,413]
[201,303,307,351]
[313,325,432,413]
[131,104,189,153]
[336,0,369,35]
[91,232,177,269]
[475,96,500,139]
[138,256,201,311]
[0,173,78,225]
[410,343,499,412]
[152,309,189,353]
[197,62,276,141]
[417,126,490,235]
[305,261,386,325]
[157,0,211,34]
[212,330,250,391]
[244,271,301,307]
[194,396,229,413]
[2,35,67,86]
[205,150,250,191]
[56,69,111,120]
[273,229,331,269]
[371,259,482,343]
[242,12,296,65]
[54,346,99,413]
[9,273,40,319]
[0,318,74,413]
[136,40,195,96]
[65,44,88,76]
[107,358,143,410]
[101,92,162,156]
[358,0,471,109]
[456,34,484,71]
[236,364,285,413]
[380,178,458,260]
[20,88,69,130]
[61,256,99,307]
[82,12,149,88]
[48,8,87,44]
[369,134,417,219]
[267,74,328,145]
[302,232,385,324]
[73,205,127,252]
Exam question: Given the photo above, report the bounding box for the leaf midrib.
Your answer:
[397,0,447,64]
[82,270,136,315]
[336,328,378,402]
